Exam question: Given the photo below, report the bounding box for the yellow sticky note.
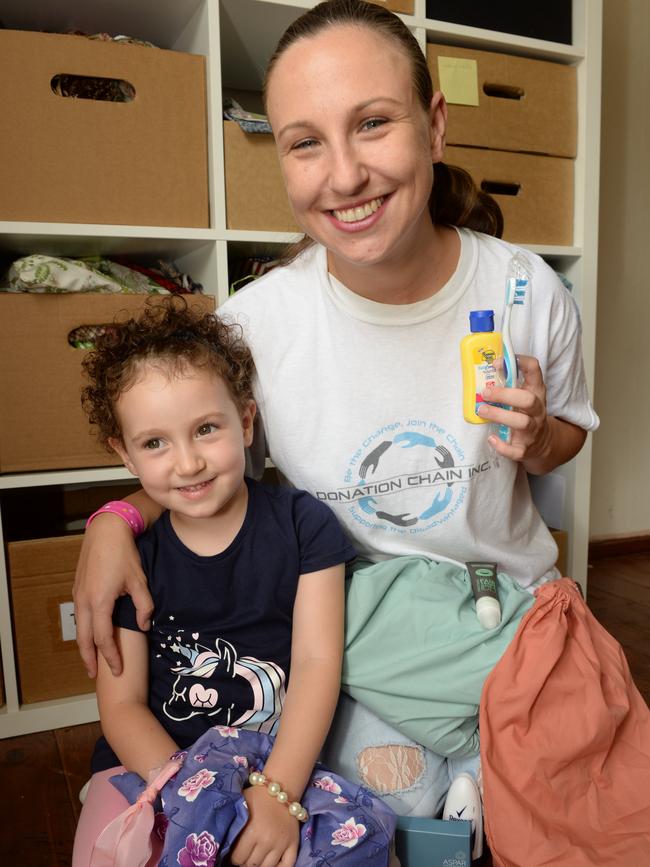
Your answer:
[437,56,479,106]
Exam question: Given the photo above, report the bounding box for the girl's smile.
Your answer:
[175,477,216,499]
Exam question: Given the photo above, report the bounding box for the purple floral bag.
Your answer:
[108,725,396,867]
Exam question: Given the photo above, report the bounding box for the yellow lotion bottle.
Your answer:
[460,309,503,424]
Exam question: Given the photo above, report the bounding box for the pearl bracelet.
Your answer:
[248,771,309,822]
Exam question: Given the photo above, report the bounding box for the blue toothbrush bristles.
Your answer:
[495,260,530,443]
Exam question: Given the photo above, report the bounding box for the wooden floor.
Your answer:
[2,552,649,866]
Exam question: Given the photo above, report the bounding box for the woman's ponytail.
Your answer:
[431,162,504,238]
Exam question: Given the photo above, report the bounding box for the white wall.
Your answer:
[589,0,650,539]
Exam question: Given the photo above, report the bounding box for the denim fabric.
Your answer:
[323,693,479,818]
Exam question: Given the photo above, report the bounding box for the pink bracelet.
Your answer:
[86,501,145,536]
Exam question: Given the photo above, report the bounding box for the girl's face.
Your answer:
[110,364,255,526]
[266,24,446,273]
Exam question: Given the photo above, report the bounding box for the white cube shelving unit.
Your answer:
[0,0,601,736]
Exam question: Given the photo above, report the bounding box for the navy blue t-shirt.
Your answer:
[92,478,356,772]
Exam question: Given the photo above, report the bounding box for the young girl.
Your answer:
[72,298,395,867]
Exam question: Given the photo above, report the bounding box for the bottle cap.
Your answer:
[469,310,495,333]
[476,596,501,629]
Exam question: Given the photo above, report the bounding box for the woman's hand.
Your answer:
[73,514,153,678]
[478,354,586,474]
[230,785,299,867]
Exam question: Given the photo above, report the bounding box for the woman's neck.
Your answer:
[327,224,460,305]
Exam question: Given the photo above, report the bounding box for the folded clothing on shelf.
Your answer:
[229,255,280,294]
[223,96,272,134]
[6,254,202,295]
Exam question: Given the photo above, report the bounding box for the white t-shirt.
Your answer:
[220,228,599,588]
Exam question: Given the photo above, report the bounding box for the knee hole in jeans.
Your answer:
[356,744,426,795]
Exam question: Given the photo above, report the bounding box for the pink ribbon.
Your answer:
[90,757,184,867]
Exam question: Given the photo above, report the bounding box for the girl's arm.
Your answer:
[74,489,163,678]
[230,563,345,867]
[264,563,345,794]
[96,626,178,780]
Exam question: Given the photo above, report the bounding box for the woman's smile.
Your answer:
[327,194,389,232]
[330,195,386,224]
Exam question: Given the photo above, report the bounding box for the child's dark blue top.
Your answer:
[92,478,356,772]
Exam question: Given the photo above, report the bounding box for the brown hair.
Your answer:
[263,0,502,261]
[81,296,254,450]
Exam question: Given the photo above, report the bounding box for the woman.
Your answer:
[73,0,598,824]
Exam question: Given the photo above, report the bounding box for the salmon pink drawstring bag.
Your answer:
[480,578,650,866]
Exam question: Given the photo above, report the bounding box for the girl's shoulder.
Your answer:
[248,476,337,525]
[247,478,356,564]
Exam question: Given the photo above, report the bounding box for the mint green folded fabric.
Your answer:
[342,557,535,759]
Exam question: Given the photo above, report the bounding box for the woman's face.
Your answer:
[266,25,446,272]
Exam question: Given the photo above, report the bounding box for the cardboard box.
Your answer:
[396,815,472,867]
[427,43,576,158]
[0,30,209,227]
[445,145,573,245]
[550,528,569,576]
[0,293,215,473]
[8,535,92,704]
[368,0,415,14]
[224,121,299,232]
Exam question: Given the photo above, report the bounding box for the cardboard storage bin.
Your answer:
[396,815,472,867]
[8,535,91,704]
[0,292,215,473]
[368,0,415,13]
[427,43,576,158]
[224,121,299,233]
[445,145,573,245]
[0,30,208,227]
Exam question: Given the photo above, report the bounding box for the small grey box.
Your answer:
[395,815,472,867]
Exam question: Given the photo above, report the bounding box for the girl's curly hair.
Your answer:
[81,296,255,451]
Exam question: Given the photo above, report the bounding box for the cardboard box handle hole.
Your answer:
[481,180,521,197]
[68,324,115,349]
[51,74,135,103]
[483,83,525,101]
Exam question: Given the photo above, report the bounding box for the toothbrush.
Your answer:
[495,255,530,443]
